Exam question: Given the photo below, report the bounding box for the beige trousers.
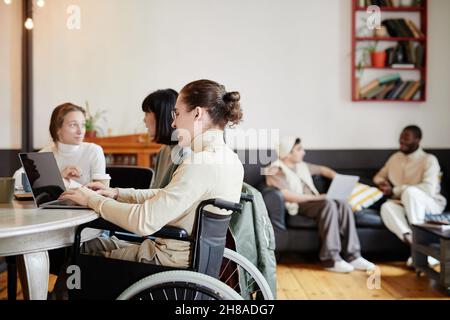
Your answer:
[380,187,445,241]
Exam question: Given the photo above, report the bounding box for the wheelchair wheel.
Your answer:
[220,248,274,300]
[116,270,243,300]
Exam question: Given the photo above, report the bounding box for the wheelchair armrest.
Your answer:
[151,226,190,240]
[203,198,243,212]
[83,218,130,234]
[240,192,254,202]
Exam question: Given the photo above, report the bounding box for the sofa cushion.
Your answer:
[354,209,385,228]
[286,213,318,229]
[286,208,385,229]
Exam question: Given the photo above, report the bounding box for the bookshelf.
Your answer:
[351,0,428,102]
[84,134,162,168]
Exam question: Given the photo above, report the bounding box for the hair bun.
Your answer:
[223,91,241,103]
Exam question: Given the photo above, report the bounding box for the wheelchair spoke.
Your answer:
[223,266,239,285]
[174,288,178,300]
[149,292,154,300]
[163,289,168,300]
[183,288,187,300]
[219,259,232,278]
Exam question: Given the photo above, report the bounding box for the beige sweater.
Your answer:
[84,129,244,267]
[373,148,446,208]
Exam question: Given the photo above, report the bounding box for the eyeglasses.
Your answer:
[171,111,177,121]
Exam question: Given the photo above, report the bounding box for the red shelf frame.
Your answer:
[361,66,424,71]
[356,37,426,41]
[351,0,428,103]
[355,6,424,12]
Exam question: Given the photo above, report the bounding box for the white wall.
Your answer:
[32,0,450,149]
[0,1,22,149]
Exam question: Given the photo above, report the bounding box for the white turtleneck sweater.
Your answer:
[14,142,106,189]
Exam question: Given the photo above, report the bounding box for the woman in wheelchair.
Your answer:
[61,79,244,268]
[141,88,184,189]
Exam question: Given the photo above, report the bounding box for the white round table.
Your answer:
[0,201,99,300]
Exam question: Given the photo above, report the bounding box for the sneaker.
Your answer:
[428,256,440,267]
[406,256,440,269]
[349,257,376,271]
[406,256,414,268]
[325,260,354,273]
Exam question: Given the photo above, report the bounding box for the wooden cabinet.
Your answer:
[84,134,162,168]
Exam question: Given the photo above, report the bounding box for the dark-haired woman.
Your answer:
[141,89,181,189]
[62,80,244,268]
[14,103,105,189]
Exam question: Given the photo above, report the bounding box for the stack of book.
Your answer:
[359,73,423,100]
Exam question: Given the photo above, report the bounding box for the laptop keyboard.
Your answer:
[48,199,81,207]
[425,214,450,225]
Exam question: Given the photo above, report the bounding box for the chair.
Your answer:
[69,199,244,300]
[106,166,154,189]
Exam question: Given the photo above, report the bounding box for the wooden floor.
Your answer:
[1,261,449,300]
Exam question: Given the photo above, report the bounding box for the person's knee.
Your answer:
[321,199,336,211]
[380,202,395,218]
[336,200,353,213]
[319,199,337,219]
[401,186,422,203]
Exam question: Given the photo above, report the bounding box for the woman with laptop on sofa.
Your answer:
[14,103,106,189]
[265,137,375,273]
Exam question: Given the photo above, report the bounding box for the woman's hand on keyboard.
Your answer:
[85,182,119,200]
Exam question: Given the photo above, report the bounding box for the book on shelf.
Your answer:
[359,74,423,100]
[381,42,425,67]
[391,63,415,69]
[360,0,424,8]
[381,19,423,38]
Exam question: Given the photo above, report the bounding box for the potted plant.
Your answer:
[364,41,386,68]
[84,101,106,138]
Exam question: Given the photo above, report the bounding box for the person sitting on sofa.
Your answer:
[265,136,375,273]
[374,125,446,264]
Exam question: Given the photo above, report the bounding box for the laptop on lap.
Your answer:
[326,174,359,201]
[19,152,88,209]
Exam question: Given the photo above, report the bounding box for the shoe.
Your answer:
[325,260,354,273]
[428,256,440,267]
[349,257,376,271]
[406,256,440,269]
[406,256,413,268]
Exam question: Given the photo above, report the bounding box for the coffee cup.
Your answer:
[92,174,111,188]
[0,177,15,203]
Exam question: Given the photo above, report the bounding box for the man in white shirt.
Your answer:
[373,125,447,247]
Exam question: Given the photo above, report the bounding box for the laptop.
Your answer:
[19,152,88,209]
[326,174,359,201]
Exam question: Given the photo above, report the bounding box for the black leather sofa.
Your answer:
[238,149,450,261]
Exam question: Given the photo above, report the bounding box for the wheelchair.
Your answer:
[69,196,273,300]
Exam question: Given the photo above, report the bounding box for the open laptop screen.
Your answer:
[19,152,66,207]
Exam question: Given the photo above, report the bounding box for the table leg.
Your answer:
[17,251,50,300]
[5,256,17,301]
[412,227,430,269]
[441,238,450,290]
